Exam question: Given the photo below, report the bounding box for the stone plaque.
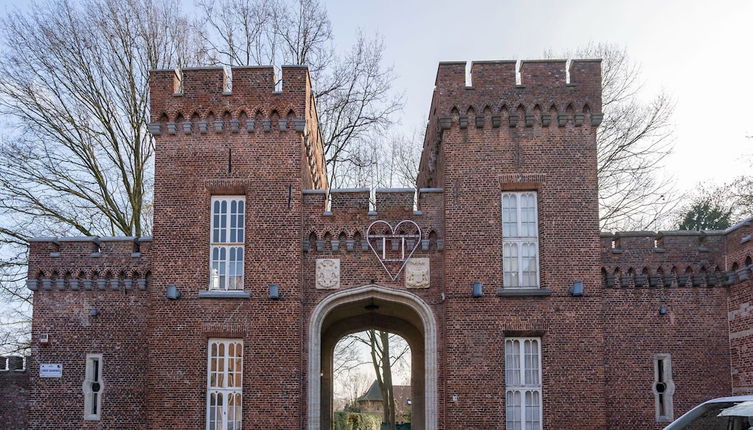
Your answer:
[405,258,430,289]
[316,259,340,289]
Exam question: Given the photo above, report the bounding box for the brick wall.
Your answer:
[25,238,150,429]
[0,356,29,429]
[726,219,753,394]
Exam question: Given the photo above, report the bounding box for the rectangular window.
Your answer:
[207,339,243,430]
[210,197,245,290]
[505,338,542,430]
[653,354,674,422]
[502,192,539,288]
[83,354,103,420]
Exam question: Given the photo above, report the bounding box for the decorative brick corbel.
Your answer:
[491,115,501,128]
[524,114,535,127]
[590,113,604,126]
[541,114,552,127]
[508,114,519,127]
[557,114,569,127]
[148,123,162,135]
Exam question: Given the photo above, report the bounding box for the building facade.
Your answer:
[17,60,753,429]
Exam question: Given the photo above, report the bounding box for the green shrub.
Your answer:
[333,411,382,430]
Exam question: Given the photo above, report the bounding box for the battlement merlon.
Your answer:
[148,65,312,126]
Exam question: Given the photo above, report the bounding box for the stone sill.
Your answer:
[198,290,250,299]
[496,288,552,297]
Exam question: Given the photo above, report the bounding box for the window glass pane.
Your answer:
[506,390,522,430]
[219,201,227,243]
[228,393,235,430]
[230,200,237,243]
[525,391,541,430]
[524,339,539,385]
[226,247,243,290]
[505,339,521,386]
[504,243,519,288]
[503,194,518,237]
[237,201,244,243]
[521,193,537,237]
[521,243,538,288]
[209,393,217,429]
[233,393,242,429]
[213,201,221,243]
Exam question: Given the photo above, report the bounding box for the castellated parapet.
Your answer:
[600,216,753,288]
[419,59,602,189]
[149,65,327,189]
[301,188,445,254]
[26,237,151,292]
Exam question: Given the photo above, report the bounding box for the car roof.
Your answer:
[702,395,753,404]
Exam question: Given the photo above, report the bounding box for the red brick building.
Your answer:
[17,60,753,429]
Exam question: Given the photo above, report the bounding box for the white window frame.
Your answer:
[82,353,104,421]
[206,339,244,430]
[502,192,540,289]
[210,196,246,291]
[653,353,675,422]
[505,337,543,430]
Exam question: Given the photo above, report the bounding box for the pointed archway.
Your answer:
[307,285,438,430]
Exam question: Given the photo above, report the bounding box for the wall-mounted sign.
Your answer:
[39,363,62,378]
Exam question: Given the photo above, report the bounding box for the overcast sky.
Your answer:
[325,0,753,194]
[4,0,751,193]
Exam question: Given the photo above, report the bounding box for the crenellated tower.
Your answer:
[419,59,608,428]
[146,65,325,428]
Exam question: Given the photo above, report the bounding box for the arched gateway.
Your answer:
[307,285,438,430]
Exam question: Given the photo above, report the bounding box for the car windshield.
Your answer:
[672,401,753,430]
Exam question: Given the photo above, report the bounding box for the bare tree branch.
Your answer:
[0,0,204,354]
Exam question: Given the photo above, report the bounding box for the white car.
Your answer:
[664,396,753,430]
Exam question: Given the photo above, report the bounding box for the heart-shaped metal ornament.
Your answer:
[366,220,422,281]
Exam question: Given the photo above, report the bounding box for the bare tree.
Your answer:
[197,0,402,187]
[334,130,423,190]
[549,44,677,230]
[334,330,410,428]
[588,44,677,231]
[0,0,204,353]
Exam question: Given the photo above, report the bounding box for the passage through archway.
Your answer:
[332,330,412,427]
[308,285,438,430]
